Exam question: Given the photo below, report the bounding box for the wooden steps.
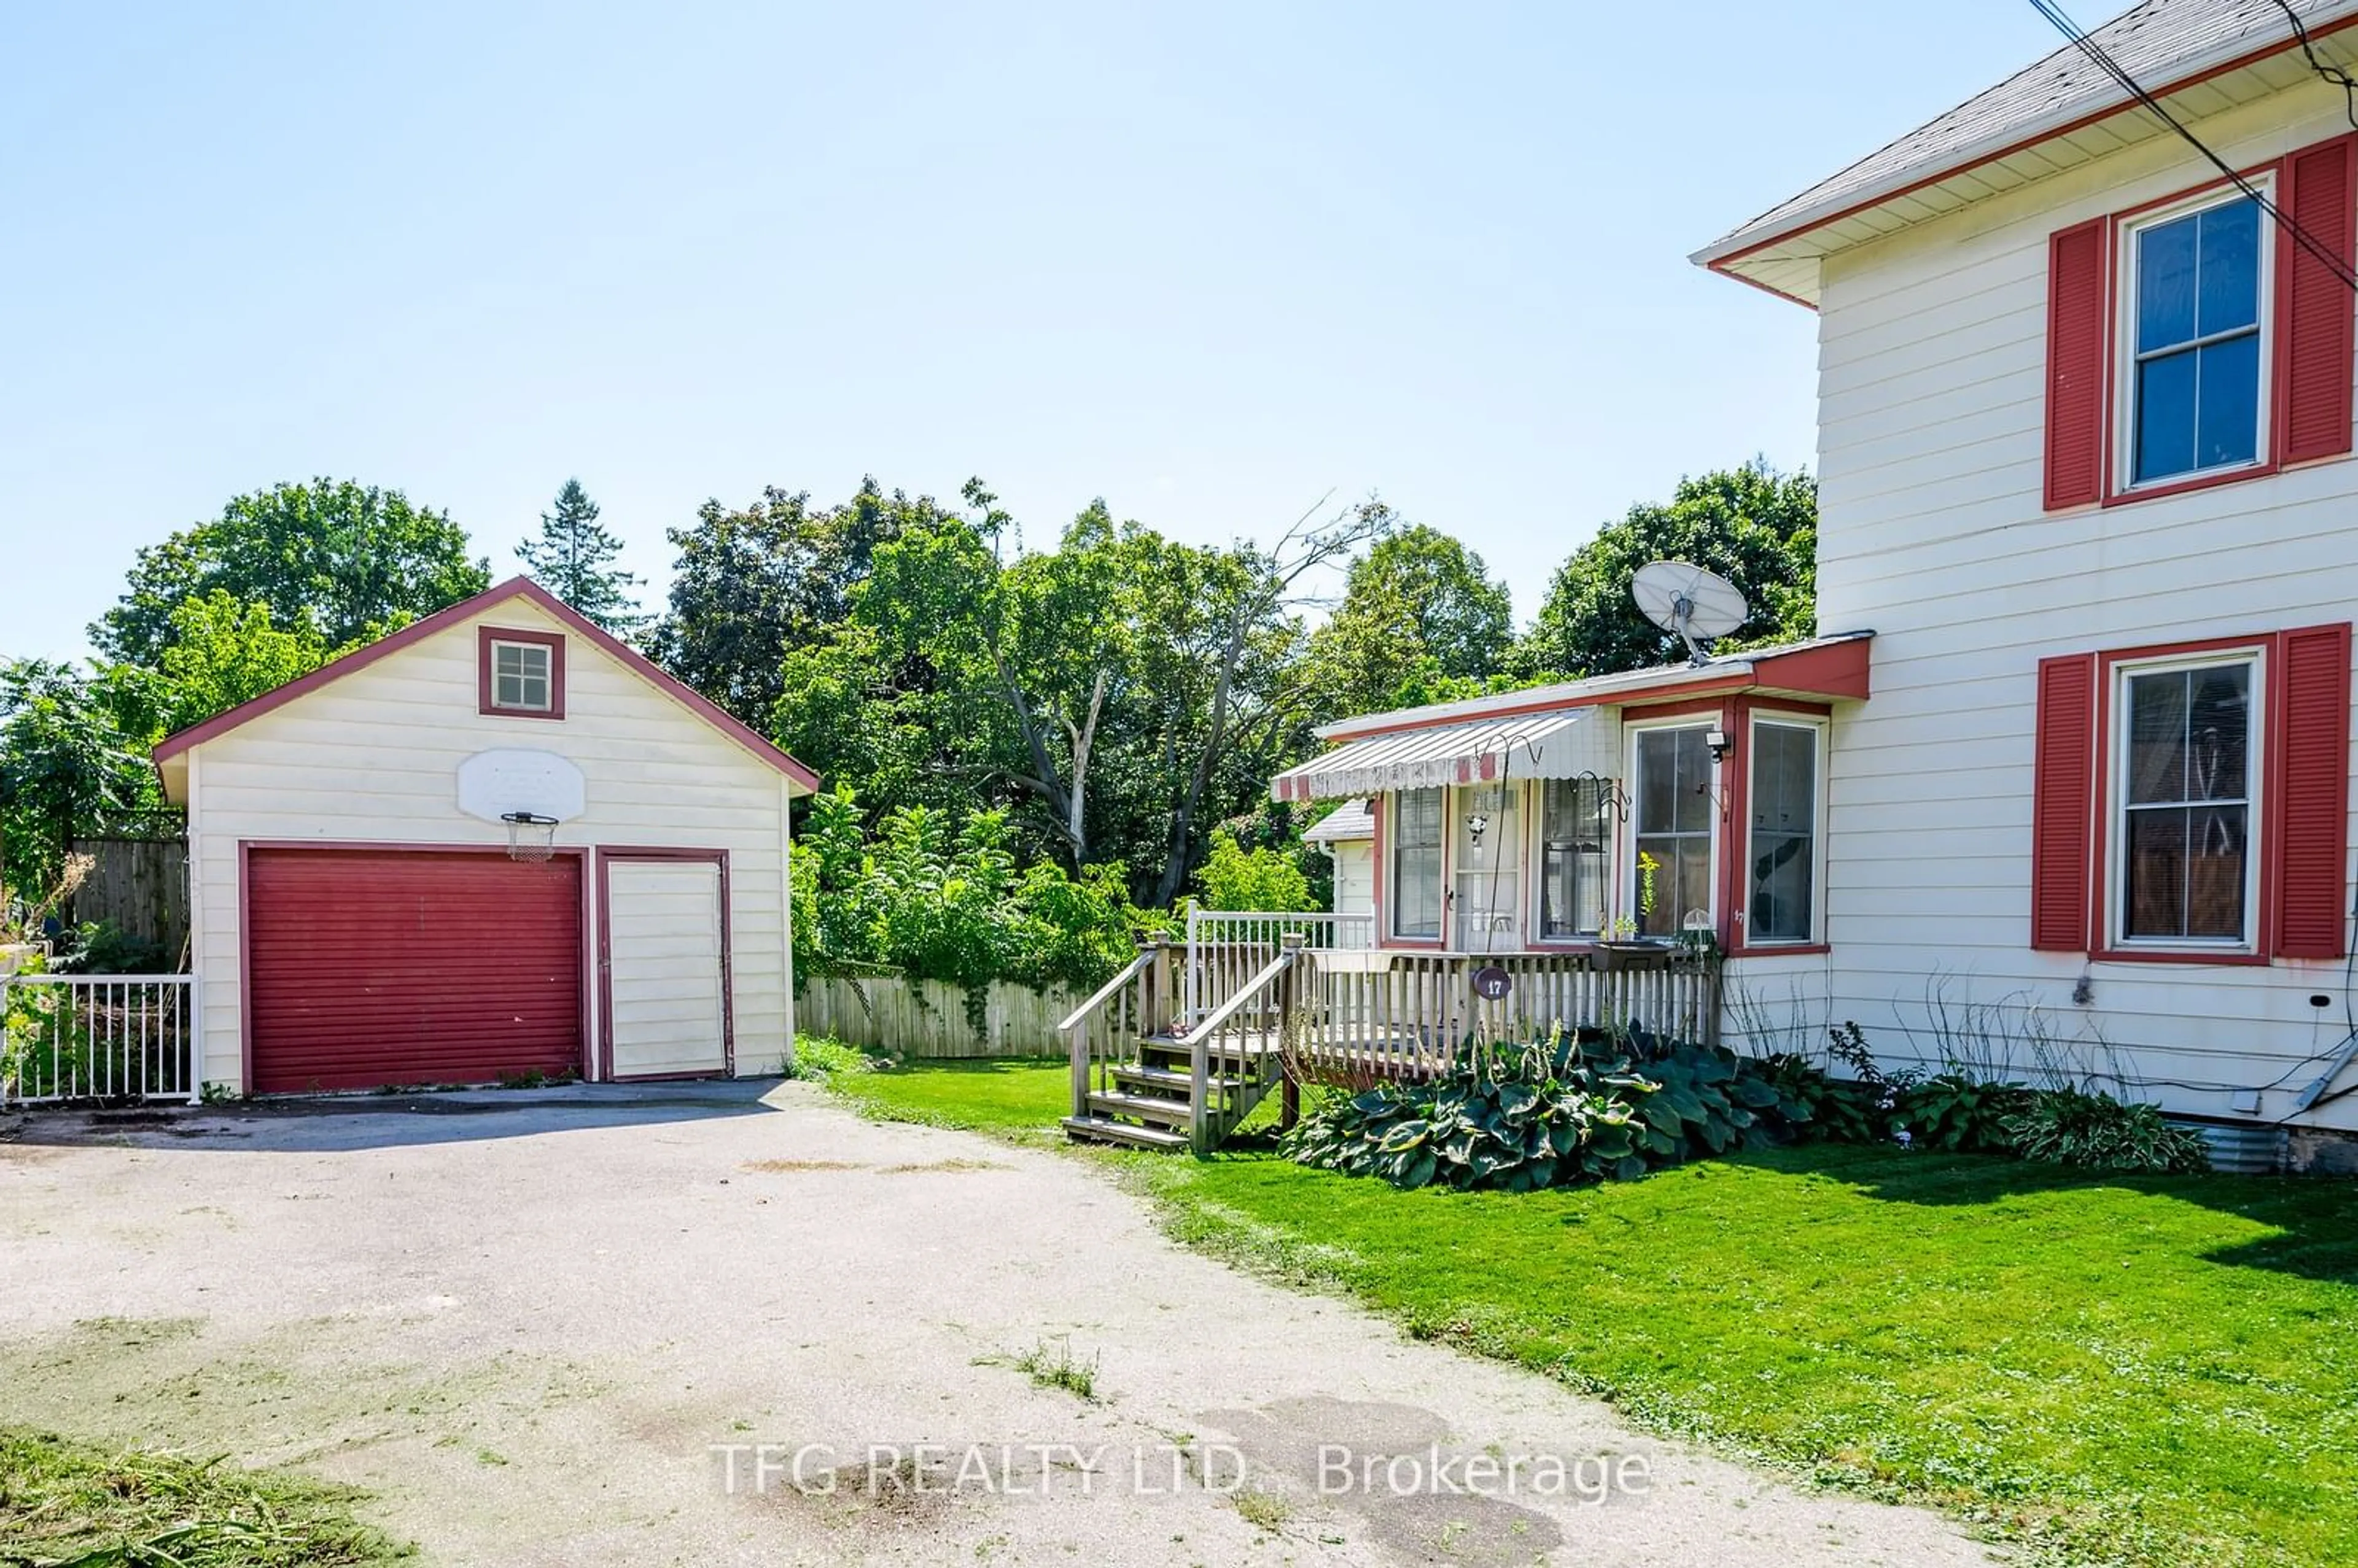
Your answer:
[1059,1114,1188,1151]
[1060,940,1294,1154]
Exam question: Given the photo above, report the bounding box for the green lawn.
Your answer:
[0,1428,409,1566]
[808,1047,2358,1567]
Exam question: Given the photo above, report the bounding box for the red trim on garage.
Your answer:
[477,625,567,720]
[596,847,735,1082]
[155,576,819,793]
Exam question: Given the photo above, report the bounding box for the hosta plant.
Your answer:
[1283,1026,1799,1193]
[2001,1087,2212,1173]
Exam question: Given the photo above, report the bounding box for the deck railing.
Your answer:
[1283,947,1718,1085]
[1182,935,1299,1152]
[1,974,201,1104]
[1061,944,1165,1121]
[1188,911,1719,1089]
[1183,908,1375,1025]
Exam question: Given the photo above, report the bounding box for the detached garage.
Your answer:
[154,578,819,1096]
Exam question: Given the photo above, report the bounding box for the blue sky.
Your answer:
[1,2,2072,661]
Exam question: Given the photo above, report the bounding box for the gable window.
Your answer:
[478,627,566,720]
[1388,786,1443,941]
[495,642,553,710]
[1744,719,1825,945]
[1631,726,1713,938]
[2117,655,2258,947]
[1538,777,1609,939]
[2124,192,2267,487]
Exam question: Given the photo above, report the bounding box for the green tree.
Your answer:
[1306,523,1512,715]
[0,661,162,896]
[92,479,489,664]
[649,479,951,725]
[773,486,1388,905]
[516,478,643,635]
[153,592,342,734]
[1514,462,1816,680]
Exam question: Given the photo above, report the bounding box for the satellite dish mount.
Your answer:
[1630,561,1750,667]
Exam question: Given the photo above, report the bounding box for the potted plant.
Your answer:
[1593,854,1673,970]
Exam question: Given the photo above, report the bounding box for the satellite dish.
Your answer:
[1632,560,1749,667]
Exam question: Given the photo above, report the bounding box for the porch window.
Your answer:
[1746,720,1822,945]
[1632,726,1712,937]
[2117,656,2257,945]
[1539,777,1609,938]
[1389,786,1443,941]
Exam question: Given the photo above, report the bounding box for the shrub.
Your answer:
[790,785,1166,1001]
[1897,1071,2031,1154]
[1194,828,1312,912]
[54,917,169,975]
[789,1036,880,1080]
[2002,1088,2212,1174]
[1283,1026,1804,1192]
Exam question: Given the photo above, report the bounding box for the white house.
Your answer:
[153,577,819,1096]
[1259,0,2358,1156]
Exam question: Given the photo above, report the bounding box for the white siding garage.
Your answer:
[154,578,819,1096]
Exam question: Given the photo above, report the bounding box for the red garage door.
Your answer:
[247,848,583,1093]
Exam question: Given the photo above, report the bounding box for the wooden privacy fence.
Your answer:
[66,837,190,964]
[798,975,1083,1058]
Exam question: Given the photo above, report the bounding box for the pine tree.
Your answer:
[517,479,644,635]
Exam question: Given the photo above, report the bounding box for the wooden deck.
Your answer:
[1064,927,1720,1151]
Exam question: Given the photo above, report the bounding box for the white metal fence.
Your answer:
[1185,909,1374,1024]
[0,974,200,1104]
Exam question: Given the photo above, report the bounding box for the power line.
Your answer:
[2274,0,2358,133]
[2026,0,2358,294]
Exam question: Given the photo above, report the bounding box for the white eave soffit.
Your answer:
[1698,28,2339,306]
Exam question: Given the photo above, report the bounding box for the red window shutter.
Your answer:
[2278,135,2358,466]
[2044,218,2109,510]
[2031,654,2098,950]
[2274,623,2352,959]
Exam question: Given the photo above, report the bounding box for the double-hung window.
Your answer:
[1538,777,1609,939]
[1631,727,1713,937]
[2124,191,2268,487]
[1746,720,1823,945]
[2046,137,2355,511]
[2032,624,2348,963]
[2116,655,2259,947]
[1388,786,1443,941]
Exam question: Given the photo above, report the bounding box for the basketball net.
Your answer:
[502,812,559,863]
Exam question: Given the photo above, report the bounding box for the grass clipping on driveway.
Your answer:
[0,1429,409,1567]
[811,1048,2358,1568]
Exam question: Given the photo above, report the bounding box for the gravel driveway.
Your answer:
[0,1083,1994,1566]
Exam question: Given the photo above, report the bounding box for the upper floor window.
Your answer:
[478,627,566,720]
[2125,192,2267,487]
[2044,136,2354,512]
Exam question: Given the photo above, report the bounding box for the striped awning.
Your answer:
[1270,708,1599,802]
